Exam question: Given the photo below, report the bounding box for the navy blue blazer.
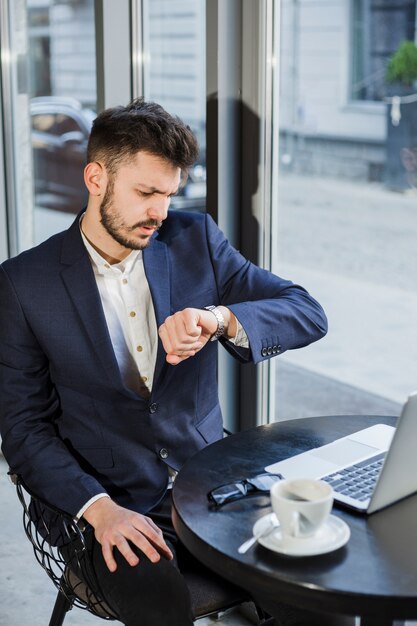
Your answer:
[0,210,327,517]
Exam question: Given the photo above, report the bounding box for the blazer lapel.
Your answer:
[143,236,171,389]
[59,215,129,394]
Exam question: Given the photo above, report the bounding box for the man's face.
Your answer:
[99,151,181,251]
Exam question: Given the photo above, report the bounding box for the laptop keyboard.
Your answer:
[321,452,386,502]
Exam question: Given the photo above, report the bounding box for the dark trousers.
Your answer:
[72,492,194,626]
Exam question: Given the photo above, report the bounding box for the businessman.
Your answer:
[0,98,327,625]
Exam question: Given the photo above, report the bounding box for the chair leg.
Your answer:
[48,588,72,626]
[255,605,276,625]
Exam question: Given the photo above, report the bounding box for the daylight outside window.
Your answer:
[274,0,417,422]
[27,0,97,246]
[141,0,207,212]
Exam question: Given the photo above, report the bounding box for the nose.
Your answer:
[147,194,171,222]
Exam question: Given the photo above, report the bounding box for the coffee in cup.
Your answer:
[270,478,333,542]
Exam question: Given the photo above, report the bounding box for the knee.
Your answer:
[102,551,193,626]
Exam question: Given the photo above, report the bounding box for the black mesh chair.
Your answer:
[12,474,274,626]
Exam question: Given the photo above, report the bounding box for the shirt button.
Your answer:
[104,264,110,269]
[159,448,169,459]
[130,311,136,318]
[141,376,148,383]
[136,345,143,352]
[149,402,158,414]
[122,278,128,284]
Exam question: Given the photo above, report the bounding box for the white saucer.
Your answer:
[253,513,350,557]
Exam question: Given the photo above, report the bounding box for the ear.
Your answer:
[84,161,106,196]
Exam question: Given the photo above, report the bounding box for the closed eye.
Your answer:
[137,188,179,199]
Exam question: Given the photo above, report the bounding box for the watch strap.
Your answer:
[204,305,225,341]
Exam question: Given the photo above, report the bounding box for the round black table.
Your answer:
[172,415,417,626]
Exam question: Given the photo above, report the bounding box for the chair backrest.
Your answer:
[12,474,118,620]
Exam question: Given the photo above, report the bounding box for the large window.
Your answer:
[139,0,206,212]
[29,0,97,245]
[276,0,417,421]
[2,0,97,252]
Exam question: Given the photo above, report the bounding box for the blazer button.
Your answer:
[267,347,273,355]
[261,347,268,357]
[149,403,158,414]
[159,448,169,460]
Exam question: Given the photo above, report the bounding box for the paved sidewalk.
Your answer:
[275,174,417,421]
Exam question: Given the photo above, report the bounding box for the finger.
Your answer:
[175,315,202,344]
[160,335,198,360]
[158,324,172,353]
[175,348,197,358]
[127,520,173,562]
[143,515,163,535]
[101,541,119,572]
[181,312,201,338]
[115,533,158,566]
[166,353,191,365]
[162,311,201,345]
[147,535,174,560]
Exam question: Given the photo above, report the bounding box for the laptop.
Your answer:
[265,391,417,514]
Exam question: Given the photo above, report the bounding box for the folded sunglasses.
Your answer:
[207,472,283,508]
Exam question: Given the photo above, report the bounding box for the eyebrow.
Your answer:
[137,184,179,196]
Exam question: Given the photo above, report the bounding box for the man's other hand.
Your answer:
[83,497,173,572]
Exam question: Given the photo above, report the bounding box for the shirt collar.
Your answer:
[79,217,142,277]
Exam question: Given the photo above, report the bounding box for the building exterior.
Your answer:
[279,0,417,182]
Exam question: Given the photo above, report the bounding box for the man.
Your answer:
[0,99,327,625]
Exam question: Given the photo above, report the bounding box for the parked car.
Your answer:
[171,157,206,212]
[30,96,206,214]
[30,96,95,213]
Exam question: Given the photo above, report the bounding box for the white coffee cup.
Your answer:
[270,478,333,542]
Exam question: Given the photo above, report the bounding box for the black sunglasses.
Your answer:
[207,472,283,508]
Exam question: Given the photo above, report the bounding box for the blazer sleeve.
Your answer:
[0,265,107,515]
[203,213,328,363]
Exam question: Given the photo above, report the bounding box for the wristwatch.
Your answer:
[204,305,225,341]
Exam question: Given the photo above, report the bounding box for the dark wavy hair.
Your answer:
[87,98,199,176]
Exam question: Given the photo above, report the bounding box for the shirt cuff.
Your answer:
[227,317,249,348]
[75,493,110,522]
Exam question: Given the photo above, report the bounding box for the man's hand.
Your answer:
[158,306,237,365]
[83,497,173,572]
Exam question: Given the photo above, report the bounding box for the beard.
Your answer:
[99,181,162,251]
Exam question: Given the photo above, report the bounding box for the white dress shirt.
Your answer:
[81,230,157,397]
